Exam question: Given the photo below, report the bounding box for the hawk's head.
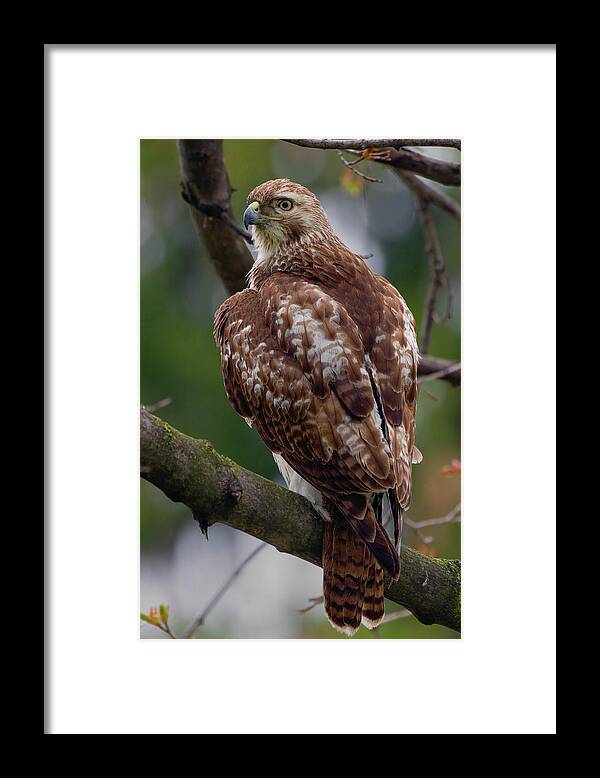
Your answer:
[243,179,333,258]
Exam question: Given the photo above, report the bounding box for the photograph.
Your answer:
[140,138,461,639]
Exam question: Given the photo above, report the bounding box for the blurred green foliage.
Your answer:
[141,139,460,639]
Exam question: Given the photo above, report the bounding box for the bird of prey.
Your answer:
[214,179,421,635]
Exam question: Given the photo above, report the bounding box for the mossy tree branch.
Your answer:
[140,408,461,633]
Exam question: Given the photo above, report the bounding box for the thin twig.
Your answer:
[418,385,440,401]
[336,150,383,183]
[141,621,176,639]
[406,503,462,531]
[416,196,452,355]
[143,397,172,413]
[299,596,412,628]
[297,595,324,614]
[182,543,267,638]
[161,623,177,639]
[406,503,461,545]
[340,153,366,167]
[396,169,461,220]
[379,609,413,625]
[417,363,461,384]
[418,355,461,386]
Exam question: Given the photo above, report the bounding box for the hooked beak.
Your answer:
[243,201,262,230]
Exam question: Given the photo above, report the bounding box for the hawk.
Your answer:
[214,179,421,635]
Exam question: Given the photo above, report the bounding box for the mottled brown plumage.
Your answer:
[214,179,421,635]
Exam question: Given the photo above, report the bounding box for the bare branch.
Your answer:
[297,595,324,614]
[141,622,176,639]
[406,503,462,532]
[160,622,177,639]
[395,169,461,220]
[419,385,440,402]
[418,362,461,385]
[182,543,267,638]
[284,139,462,151]
[336,150,383,183]
[406,503,462,545]
[366,146,460,187]
[140,606,176,638]
[177,140,252,295]
[379,608,413,625]
[418,355,460,386]
[143,397,172,413]
[140,408,461,633]
[415,195,452,355]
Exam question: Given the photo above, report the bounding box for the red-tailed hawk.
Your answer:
[214,179,421,635]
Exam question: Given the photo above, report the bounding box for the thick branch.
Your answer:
[177,139,252,294]
[284,138,462,151]
[368,146,460,187]
[140,408,461,633]
[394,169,460,220]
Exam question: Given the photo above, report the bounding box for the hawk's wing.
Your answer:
[214,278,396,494]
[214,277,400,573]
[368,275,421,545]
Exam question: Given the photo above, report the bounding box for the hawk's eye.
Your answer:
[278,199,293,211]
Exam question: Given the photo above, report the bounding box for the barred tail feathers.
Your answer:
[322,517,386,636]
[327,492,400,580]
